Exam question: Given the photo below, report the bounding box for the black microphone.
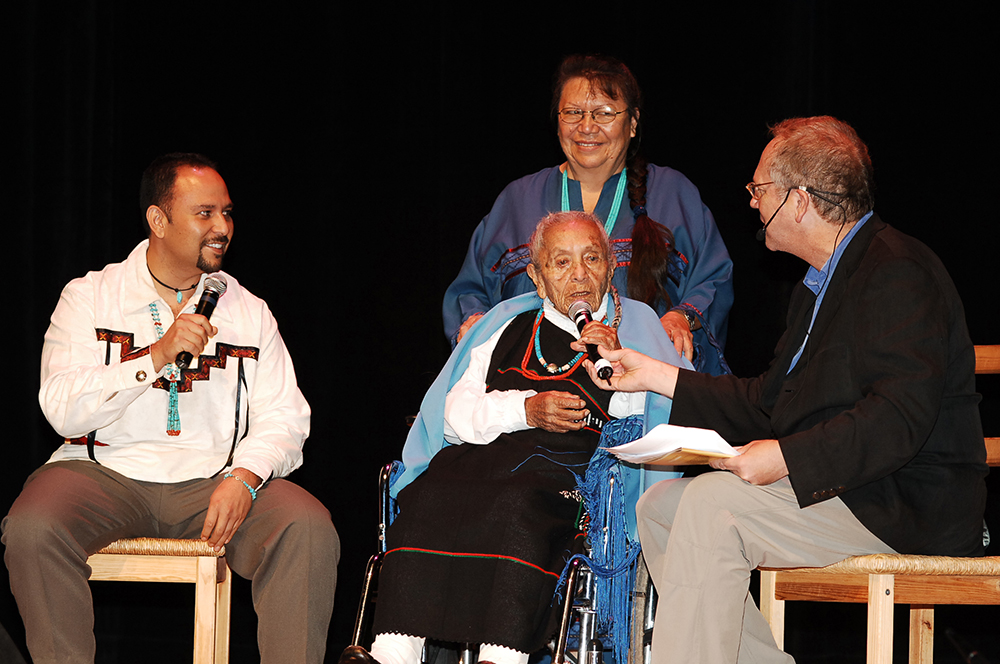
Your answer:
[568,300,613,381]
[175,274,228,370]
[757,186,804,241]
[755,219,772,242]
[756,198,785,241]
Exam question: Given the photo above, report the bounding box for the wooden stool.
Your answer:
[759,344,1000,663]
[760,552,1000,664]
[88,537,231,663]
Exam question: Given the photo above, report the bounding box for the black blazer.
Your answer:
[671,215,986,556]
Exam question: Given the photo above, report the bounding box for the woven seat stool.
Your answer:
[760,344,1000,664]
[760,552,1000,664]
[88,537,231,663]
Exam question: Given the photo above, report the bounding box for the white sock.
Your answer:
[478,644,529,664]
[370,633,425,664]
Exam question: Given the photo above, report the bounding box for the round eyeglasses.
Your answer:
[557,108,628,125]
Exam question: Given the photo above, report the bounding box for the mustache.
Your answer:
[201,236,230,247]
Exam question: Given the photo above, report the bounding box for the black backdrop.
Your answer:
[7,2,998,662]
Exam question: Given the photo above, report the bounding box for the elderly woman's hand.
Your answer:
[456,313,485,343]
[569,320,621,354]
[660,311,694,361]
[525,391,588,433]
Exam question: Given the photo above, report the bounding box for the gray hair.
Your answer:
[528,211,612,266]
[767,116,874,224]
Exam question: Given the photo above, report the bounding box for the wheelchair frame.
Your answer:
[349,460,656,664]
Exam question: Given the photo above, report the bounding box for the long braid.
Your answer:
[626,155,675,310]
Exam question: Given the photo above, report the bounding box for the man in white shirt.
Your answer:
[2,153,339,664]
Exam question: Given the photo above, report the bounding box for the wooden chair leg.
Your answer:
[867,574,894,664]
[758,570,785,650]
[215,558,231,664]
[193,555,219,663]
[908,605,934,664]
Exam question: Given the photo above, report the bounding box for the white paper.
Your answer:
[604,423,738,463]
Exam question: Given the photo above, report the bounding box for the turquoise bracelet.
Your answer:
[224,472,257,501]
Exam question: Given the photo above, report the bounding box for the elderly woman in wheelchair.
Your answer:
[341,212,689,664]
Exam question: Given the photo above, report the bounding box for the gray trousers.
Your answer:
[636,473,895,664]
[2,460,339,664]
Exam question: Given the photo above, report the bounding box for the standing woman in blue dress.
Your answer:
[444,54,733,375]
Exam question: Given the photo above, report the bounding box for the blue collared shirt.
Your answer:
[788,211,874,373]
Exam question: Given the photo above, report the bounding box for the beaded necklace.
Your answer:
[149,301,182,436]
[561,167,627,236]
[532,287,623,375]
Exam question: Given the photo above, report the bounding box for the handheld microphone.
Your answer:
[568,300,613,381]
[175,274,228,370]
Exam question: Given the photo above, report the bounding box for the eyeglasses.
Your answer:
[557,107,628,125]
[745,181,774,200]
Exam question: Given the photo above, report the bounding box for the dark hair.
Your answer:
[551,54,676,310]
[767,116,874,223]
[551,54,643,160]
[139,152,218,233]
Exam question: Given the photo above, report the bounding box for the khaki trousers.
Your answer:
[636,473,895,664]
[2,460,339,664]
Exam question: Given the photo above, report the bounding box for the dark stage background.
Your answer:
[7,2,998,662]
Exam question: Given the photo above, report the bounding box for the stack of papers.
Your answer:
[604,424,738,466]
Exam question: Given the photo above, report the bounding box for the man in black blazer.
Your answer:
[584,116,986,664]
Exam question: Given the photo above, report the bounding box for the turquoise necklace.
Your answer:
[532,309,595,374]
[561,167,627,236]
[149,301,182,436]
[532,287,623,374]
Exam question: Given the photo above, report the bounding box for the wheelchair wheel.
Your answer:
[628,555,655,664]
